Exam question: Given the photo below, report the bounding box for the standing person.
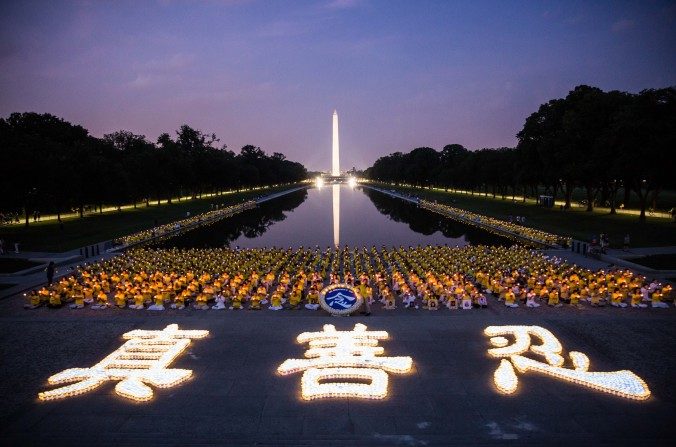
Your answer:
[46,261,55,286]
[358,281,371,316]
[623,234,630,252]
[0,238,4,255]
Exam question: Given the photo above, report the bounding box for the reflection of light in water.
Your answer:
[333,184,340,247]
[315,176,324,188]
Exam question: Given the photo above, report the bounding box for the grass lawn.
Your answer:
[0,186,293,253]
[384,184,676,248]
[629,254,676,270]
[0,258,43,274]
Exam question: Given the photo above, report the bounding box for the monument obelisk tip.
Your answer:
[331,110,340,176]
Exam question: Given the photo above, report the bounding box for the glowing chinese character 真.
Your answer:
[38,324,208,402]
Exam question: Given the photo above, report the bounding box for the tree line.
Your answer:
[365,85,676,221]
[0,113,307,225]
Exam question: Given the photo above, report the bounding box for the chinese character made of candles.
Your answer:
[38,324,209,402]
[484,325,650,400]
[277,324,413,400]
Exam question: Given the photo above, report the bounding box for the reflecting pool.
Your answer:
[155,185,513,249]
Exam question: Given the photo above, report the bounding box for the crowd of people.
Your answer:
[420,200,569,247]
[23,245,672,312]
[113,201,256,247]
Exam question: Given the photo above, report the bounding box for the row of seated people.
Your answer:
[22,245,673,311]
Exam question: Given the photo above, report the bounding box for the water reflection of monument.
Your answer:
[324,109,355,247]
[333,184,340,247]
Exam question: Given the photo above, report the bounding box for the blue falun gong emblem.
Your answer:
[319,284,363,316]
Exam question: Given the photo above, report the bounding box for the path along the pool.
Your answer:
[0,186,310,300]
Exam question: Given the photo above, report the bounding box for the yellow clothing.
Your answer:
[547,291,559,306]
[115,292,126,307]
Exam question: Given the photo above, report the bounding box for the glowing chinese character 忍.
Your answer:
[484,325,650,400]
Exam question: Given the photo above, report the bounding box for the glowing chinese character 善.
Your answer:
[484,325,650,400]
[278,323,413,400]
[38,324,209,402]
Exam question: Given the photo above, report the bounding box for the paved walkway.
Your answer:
[1,309,674,446]
[377,183,674,219]
[361,184,420,204]
[0,252,117,300]
[607,246,676,257]
[256,185,309,204]
[0,186,312,300]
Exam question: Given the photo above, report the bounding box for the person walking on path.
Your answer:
[46,261,55,286]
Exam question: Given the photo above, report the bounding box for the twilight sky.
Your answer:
[1,1,674,170]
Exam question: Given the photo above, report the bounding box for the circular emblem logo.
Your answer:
[319,283,363,316]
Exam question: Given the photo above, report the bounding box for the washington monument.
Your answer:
[332,109,340,176]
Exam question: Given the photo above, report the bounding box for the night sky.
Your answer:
[1,0,674,170]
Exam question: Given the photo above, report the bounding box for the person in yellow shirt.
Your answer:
[305,288,319,310]
[83,286,94,304]
[610,288,627,308]
[504,289,518,308]
[38,287,51,306]
[171,291,188,310]
[129,291,145,309]
[48,289,63,308]
[590,289,603,307]
[660,284,673,305]
[69,291,85,309]
[24,290,42,309]
[364,286,374,306]
[289,289,301,309]
[269,291,283,310]
[256,285,268,305]
[92,290,109,309]
[148,292,165,310]
[114,290,127,308]
[560,283,570,304]
[249,293,261,310]
[630,288,646,308]
[193,292,209,310]
[547,289,561,307]
[230,292,243,310]
[651,288,668,308]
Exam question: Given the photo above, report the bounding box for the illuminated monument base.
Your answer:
[320,174,349,184]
